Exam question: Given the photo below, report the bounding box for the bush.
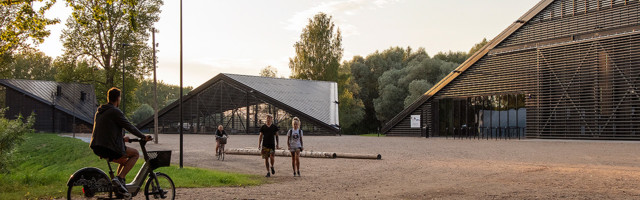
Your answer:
[0,108,35,172]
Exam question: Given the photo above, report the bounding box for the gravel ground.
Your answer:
[68,133,640,199]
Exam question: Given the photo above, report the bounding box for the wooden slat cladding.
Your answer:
[386,0,640,139]
[500,0,639,48]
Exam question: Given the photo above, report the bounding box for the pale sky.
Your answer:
[38,0,540,87]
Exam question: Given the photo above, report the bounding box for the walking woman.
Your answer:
[287,117,303,177]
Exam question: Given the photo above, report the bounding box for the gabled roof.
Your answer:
[223,74,339,126]
[0,79,97,124]
[381,0,554,133]
[136,73,339,131]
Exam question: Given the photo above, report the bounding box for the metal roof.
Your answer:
[223,73,339,126]
[0,79,97,124]
[136,73,339,131]
[381,0,555,133]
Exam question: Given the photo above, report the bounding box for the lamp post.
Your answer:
[179,0,184,169]
[152,28,159,144]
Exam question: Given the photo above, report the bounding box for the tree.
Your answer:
[259,65,278,77]
[3,50,55,80]
[468,38,488,56]
[61,0,163,115]
[134,79,193,109]
[289,12,342,82]
[0,0,59,66]
[130,103,153,124]
[433,50,468,64]
[337,62,365,134]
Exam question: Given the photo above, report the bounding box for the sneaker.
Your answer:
[297,171,300,176]
[265,173,271,177]
[271,167,275,175]
[118,177,127,185]
[293,172,297,177]
[112,178,129,196]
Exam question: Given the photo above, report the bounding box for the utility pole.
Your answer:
[152,28,159,144]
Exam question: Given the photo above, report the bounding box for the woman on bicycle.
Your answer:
[215,125,228,156]
[287,117,303,177]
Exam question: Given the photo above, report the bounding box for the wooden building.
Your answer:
[0,79,97,133]
[137,73,340,135]
[383,0,640,139]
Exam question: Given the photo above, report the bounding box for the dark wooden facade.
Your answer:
[2,86,93,133]
[384,0,640,139]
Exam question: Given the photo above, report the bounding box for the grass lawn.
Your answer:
[359,133,385,137]
[0,133,264,199]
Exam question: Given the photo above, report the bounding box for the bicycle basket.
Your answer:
[148,150,171,169]
[219,137,227,144]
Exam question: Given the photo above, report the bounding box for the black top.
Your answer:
[90,103,145,156]
[260,124,279,149]
[215,129,227,137]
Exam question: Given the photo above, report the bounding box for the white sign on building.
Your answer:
[410,115,421,128]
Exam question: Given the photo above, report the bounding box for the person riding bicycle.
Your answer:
[215,125,228,155]
[90,87,152,194]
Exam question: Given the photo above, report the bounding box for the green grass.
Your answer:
[0,133,264,199]
[359,133,385,137]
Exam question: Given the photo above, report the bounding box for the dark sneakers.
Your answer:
[265,173,271,177]
[112,177,130,198]
[297,171,300,176]
[271,167,275,175]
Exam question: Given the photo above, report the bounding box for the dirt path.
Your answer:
[70,133,640,199]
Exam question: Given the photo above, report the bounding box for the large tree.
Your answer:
[289,12,342,82]
[3,50,56,80]
[0,0,59,66]
[61,0,162,114]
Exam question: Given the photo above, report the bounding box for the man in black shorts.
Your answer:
[258,114,279,177]
[90,87,152,194]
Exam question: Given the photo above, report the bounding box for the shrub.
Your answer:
[0,108,36,172]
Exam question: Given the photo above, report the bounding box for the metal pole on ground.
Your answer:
[179,0,184,169]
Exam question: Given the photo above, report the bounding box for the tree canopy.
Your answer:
[0,0,59,66]
[289,12,342,82]
[60,0,163,115]
[259,65,278,78]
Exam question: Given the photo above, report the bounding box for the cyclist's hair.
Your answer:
[292,117,300,127]
[107,87,121,103]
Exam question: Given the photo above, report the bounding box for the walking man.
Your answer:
[258,114,279,177]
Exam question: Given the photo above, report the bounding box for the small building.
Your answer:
[0,79,97,133]
[383,0,640,139]
[137,73,340,135]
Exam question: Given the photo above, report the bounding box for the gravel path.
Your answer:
[68,133,640,199]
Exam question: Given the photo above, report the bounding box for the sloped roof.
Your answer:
[381,0,554,133]
[0,79,97,124]
[223,73,338,126]
[136,73,339,131]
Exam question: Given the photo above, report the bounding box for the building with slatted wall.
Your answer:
[382,0,640,139]
[0,79,97,133]
[136,73,340,135]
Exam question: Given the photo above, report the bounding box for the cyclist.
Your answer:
[90,87,152,194]
[215,125,228,155]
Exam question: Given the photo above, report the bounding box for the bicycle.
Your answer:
[216,135,227,161]
[66,138,176,199]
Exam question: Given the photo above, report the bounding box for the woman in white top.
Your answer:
[287,117,303,177]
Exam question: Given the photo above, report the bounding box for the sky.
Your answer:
[37,0,541,88]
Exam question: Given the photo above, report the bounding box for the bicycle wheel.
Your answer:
[67,185,112,199]
[217,148,221,160]
[144,172,175,200]
[221,145,225,161]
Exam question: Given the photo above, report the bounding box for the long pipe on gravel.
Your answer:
[225,148,382,160]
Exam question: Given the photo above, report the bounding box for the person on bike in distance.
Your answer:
[90,87,152,192]
[215,125,228,155]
